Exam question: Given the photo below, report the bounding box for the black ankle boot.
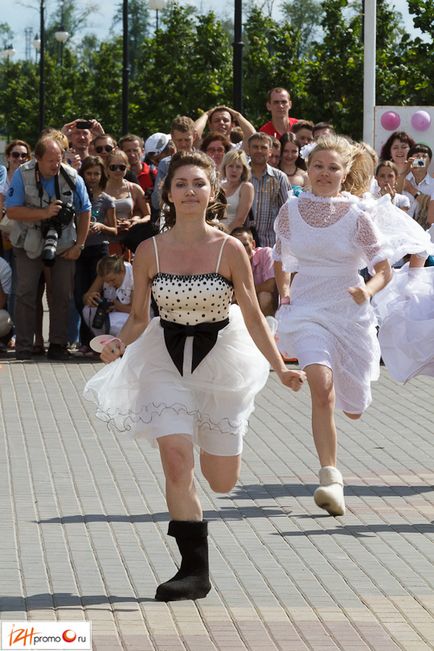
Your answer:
[155,520,211,602]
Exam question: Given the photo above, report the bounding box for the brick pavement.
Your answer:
[0,358,433,650]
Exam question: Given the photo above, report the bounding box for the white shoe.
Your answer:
[314,466,345,516]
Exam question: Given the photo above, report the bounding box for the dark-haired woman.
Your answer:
[379,131,416,178]
[75,156,117,353]
[279,132,307,191]
[84,151,305,602]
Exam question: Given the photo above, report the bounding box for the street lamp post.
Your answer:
[122,0,129,134]
[39,0,45,133]
[233,0,243,112]
[54,1,69,66]
[1,45,16,140]
[149,0,167,32]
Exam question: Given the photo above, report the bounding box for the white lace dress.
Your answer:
[273,193,385,414]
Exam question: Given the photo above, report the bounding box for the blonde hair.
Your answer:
[96,255,126,278]
[307,135,376,198]
[306,135,354,174]
[222,149,251,182]
[343,142,376,197]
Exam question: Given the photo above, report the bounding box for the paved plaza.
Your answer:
[0,357,434,650]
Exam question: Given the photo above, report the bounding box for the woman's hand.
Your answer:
[348,285,371,304]
[380,183,396,199]
[277,368,306,392]
[84,290,101,307]
[117,219,131,231]
[100,338,125,363]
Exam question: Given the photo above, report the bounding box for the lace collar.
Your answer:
[300,191,353,204]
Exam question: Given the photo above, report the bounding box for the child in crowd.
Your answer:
[75,156,117,352]
[83,255,133,339]
[374,160,410,211]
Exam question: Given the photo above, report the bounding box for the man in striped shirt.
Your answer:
[248,133,290,247]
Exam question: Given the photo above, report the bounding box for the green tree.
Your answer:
[281,0,324,55]
[243,7,304,127]
[130,5,232,136]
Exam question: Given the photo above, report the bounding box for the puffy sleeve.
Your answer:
[273,200,299,272]
[354,210,385,271]
[370,194,434,266]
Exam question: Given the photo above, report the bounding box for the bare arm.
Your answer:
[348,259,392,304]
[255,278,276,294]
[230,182,254,230]
[83,275,104,306]
[428,199,434,226]
[274,260,291,302]
[93,205,117,236]
[227,239,304,390]
[7,201,62,223]
[131,184,151,222]
[193,111,209,142]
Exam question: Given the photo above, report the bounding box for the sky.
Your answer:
[3,0,422,61]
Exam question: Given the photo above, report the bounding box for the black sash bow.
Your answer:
[160,317,229,376]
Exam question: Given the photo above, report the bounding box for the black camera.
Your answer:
[92,298,113,330]
[41,202,76,266]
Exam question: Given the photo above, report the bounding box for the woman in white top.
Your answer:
[220,149,254,232]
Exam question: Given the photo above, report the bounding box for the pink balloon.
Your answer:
[411,110,431,131]
[380,111,401,131]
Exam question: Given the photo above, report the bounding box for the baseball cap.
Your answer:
[144,132,171,156]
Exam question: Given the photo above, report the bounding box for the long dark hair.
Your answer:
[279,132,306,171]
[161,151,225,228]
[79,155,108,196]
[380,131,415,162]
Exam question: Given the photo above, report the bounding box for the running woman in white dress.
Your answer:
[273,135,393,517]
[85,151,305,602]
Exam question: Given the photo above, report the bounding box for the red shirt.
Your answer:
[135,162,157,193]
[259,119,299,140]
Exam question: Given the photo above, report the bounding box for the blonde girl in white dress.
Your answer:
[85,151,305,602]
[274,136,393,517]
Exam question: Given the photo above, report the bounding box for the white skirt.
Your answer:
[373,266,434,382]
[83,305,270,455]
[276,271,380,414]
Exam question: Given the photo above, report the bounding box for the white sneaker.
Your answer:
[314,466,345,516]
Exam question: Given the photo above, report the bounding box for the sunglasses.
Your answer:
[95,145,114,154]
[109,164,127,172]
[11,151,29,159]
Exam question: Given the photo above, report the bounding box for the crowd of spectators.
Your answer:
[0,86,433,360]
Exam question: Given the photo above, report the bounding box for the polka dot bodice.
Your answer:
[152,272,233,325]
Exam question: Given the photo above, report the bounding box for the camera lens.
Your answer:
[42,227,59,267]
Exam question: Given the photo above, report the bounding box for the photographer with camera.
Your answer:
[5,136,91,361]
[82,255,133,341]
[399,144,434,226]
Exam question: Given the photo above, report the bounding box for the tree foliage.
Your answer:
[0,0,433,145]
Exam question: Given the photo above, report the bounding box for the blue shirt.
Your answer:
[6,167,91,215]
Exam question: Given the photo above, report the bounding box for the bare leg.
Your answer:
[257,290,277,317]
[156,434,211,602]
[305,364,345,515]
[305,364,337,467]
[200,452,241,493]
[158,434,202,521]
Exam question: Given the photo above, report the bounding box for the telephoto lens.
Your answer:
[41,227,59,266]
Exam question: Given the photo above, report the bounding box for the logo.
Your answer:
[1,622,91,650]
